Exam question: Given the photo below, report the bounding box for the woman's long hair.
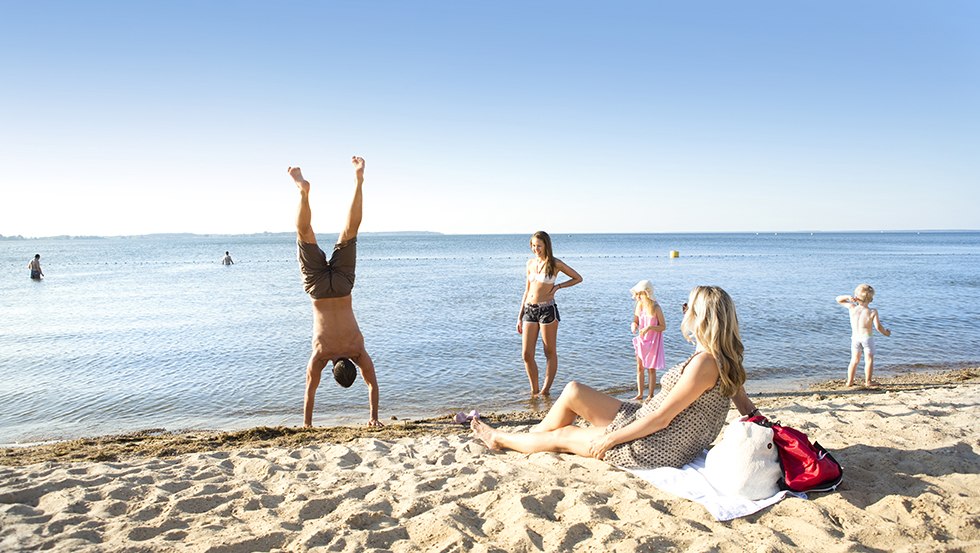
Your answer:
[680,286,745,397]
[531,230,557,279]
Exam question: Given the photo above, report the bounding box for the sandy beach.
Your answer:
[1,368,978,552]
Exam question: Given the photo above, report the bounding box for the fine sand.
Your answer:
[1,369,978,552]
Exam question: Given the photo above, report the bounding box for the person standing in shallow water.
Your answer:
[836,284,891,387]
[518,231,582,397]
[222,251,234,265]
[28,254,43,280]
[289,157,381,427]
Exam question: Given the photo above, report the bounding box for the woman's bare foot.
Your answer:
[540,388,551,397]
[288,166,310,193]
[471,419,500,450]
[632,393,643,401]
[863,380,879,388]
[845,380,856,387]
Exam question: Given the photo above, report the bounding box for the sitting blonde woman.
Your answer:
[472,285,760,468]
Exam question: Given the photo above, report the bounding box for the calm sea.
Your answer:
[1,232,978,445]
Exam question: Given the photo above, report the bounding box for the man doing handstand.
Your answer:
[289,156,381,427]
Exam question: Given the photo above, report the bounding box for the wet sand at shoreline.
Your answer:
[3,368,973,467]
[1,368,977,551]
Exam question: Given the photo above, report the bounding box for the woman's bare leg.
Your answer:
[530,381,623,433]
[539,321,559,395]
[472,418,606,457]
[646,368,656,400]
[522,322,541,396]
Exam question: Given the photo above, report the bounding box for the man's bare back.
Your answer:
[311,295,366,361]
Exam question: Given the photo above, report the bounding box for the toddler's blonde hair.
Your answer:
[854,284,875,303]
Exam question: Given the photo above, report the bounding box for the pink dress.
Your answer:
[632,311,665,370]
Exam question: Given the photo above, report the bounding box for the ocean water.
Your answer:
[1,232,978,445]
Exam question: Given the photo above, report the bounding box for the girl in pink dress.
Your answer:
[630,280,666,401]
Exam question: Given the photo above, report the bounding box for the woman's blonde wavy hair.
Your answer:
[680,286,745,397]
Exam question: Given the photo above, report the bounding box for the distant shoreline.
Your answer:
[0,230,446,241]
[2,229,979,241]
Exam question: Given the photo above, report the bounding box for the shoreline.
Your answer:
[1,368,977,551]
[2,367,976,467]
[3,361,977,450]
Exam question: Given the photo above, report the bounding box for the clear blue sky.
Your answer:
[1,1,977,236]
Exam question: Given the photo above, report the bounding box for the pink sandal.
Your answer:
[454,410,480,425]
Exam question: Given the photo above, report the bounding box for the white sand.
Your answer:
[1,383,978,552]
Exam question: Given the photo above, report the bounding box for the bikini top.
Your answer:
[528,268,557,284]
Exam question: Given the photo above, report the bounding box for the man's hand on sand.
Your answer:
[351,156,365,179]
[288,166,310,193]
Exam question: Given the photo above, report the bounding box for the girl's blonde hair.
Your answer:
[630,280,656,315]
[680,286,746,397]
[633,289,656,315]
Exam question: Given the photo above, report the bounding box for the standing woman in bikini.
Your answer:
[518,231,583,397]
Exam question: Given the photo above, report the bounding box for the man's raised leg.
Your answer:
[289,166,317,244]
[338,156,365,244]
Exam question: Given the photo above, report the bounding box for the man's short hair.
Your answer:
[333,358,357,388]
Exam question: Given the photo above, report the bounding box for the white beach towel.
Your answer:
[627,450,805,521]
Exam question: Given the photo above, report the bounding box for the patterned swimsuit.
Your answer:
[603,354,731,468]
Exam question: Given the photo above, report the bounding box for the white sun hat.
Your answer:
[630,280,654,299]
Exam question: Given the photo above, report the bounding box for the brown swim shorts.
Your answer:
[297,238,356,299]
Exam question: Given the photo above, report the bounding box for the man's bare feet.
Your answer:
[351,156,365,179]
[471,418,499,450]
[632,394,643,401]
[863,381,879,388]
[288,166,310,193]
[845,380,856,387]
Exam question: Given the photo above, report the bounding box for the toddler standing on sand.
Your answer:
[630,280,666,400]
[836,284,891,387]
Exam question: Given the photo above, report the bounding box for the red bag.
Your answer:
[746,416,843,493]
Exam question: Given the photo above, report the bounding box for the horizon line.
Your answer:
[2,228,979,240]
